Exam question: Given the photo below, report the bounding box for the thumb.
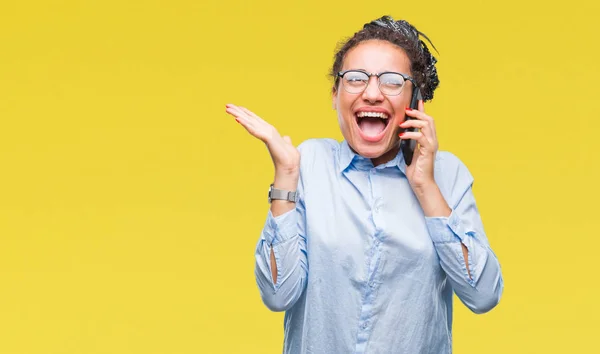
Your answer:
[282,136,292,145]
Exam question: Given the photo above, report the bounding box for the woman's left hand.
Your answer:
[399,100,438,192]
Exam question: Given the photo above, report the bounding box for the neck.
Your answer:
[371,143,401,167]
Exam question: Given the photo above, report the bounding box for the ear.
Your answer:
[331,87,338,110]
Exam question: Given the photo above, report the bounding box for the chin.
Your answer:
[351,140,390,159]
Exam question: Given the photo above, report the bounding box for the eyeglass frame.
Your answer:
[336,69,417,96]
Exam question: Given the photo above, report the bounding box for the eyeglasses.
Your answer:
[337,70,416,96]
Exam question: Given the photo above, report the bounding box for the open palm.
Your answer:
[225,104,300,175]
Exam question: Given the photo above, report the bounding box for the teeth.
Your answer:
[356,111,389,119]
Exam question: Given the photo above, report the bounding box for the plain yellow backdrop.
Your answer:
[1,0,598,353]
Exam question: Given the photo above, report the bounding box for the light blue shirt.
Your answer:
[254,139,503,354]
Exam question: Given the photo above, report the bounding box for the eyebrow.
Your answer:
[345,69,404,74]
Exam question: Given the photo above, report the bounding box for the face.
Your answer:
[332,39,413,166]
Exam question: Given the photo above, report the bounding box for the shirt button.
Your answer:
[361,322,369,330]
[368,280,375,288]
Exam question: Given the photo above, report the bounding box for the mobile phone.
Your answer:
[400,87,423,166]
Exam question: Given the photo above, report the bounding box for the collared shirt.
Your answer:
[254,139,503,354]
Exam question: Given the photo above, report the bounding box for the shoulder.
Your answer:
[297,138,339,154]
[297,138,339,163]
[434,151,473,181]
[434,151,475,207]
[296,138,340,180]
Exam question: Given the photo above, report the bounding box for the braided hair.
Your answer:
[331,15,440,101]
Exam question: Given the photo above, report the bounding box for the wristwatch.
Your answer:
[268,184,298,203]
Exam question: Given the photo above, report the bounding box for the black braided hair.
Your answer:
[331,15,440,101]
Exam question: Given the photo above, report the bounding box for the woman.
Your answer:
[226,15,503,354]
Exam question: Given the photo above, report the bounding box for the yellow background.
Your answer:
[1,0,598,353]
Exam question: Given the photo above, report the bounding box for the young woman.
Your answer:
[226,15,503,354]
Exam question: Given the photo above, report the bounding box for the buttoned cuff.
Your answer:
[426,210,479,286]
[262,209,298,245]
[424,209,467,244]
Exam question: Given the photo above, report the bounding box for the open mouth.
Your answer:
[355,111,391,142]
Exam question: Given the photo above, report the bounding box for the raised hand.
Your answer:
[225,103,300,178]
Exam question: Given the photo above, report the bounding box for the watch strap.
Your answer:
[268,184,298,203]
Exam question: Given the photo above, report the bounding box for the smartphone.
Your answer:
[400,87,423,166]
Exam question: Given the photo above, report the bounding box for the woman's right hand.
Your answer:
[225,104,300,178]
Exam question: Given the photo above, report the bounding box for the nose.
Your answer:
[361,76,384,103]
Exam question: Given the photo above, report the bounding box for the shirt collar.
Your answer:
[338,140,407,175]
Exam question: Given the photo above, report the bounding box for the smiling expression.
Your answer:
[332,40,413,166]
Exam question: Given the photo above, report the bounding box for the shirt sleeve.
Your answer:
[254,173,308,312]
[425,155,504,314]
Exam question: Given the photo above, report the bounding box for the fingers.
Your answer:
[400,119,428,129]
[239,106,267,124]
[225,104,247,122]
[403,103,433,126]
[398,131,434,152]
[225,104,300,172]
[400,113,434,144]
[399,118,434,140]
[225,104,252,128]
[226,104,267,125]
[225,104,265,139]
[226,104,266,125]
[225,103,281,144]
[400,102,438,149]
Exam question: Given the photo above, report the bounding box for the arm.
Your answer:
[268,172,301,282]
[400,102,503,314]
[416,183,504,314]
[254,171,308,312]
[224,104,307,312]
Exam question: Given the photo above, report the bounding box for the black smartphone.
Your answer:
[400,87,423,166]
